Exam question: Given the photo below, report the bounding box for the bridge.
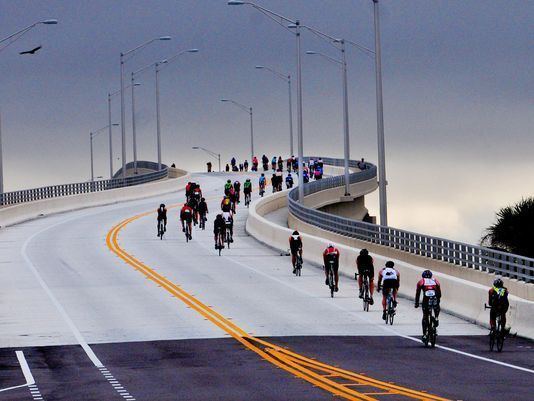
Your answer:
[0,157,532,401]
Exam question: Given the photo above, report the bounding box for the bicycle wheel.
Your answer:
[226,229,231,249]
[497,324,505,352]
[329,271,335,298]
[489,330,495,351]
[388,308,395,325]
[185,227,189,243]
[429,319,437,347]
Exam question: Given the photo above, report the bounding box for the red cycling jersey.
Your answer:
[180,205,193,219]
[323,246,340,263]
[415,277,441,301]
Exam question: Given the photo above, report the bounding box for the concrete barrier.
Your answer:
[246,191,534,340]
[0,169,189,228]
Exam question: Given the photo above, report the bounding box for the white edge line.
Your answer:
[0,351,35,393]
[21,213,104,367]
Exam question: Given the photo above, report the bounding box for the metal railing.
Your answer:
[288,157,534,283]
[1,161,168,206]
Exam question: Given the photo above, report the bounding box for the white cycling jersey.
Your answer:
[222,211,233,224]
[382,267,398,281]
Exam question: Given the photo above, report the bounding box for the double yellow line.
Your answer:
[106,208,450,401]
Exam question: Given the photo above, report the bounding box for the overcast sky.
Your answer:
[0,0,532,243]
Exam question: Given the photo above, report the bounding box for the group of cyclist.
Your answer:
[286,235,510,342]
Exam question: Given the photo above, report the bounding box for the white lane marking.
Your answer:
[191,233,534,375]
[0,351,37,393]
[21,226,104,367]
[21,213,138,399]
[28,383,44,400]
[16,350,35,385]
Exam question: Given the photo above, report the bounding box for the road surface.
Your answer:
[0,171,532,400]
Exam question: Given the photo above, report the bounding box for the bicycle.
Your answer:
[225,224,232,249]
[184,222,191,242]
[485,304,506,352]
[244,192,251,207]
[157,219,165,240]
[325,260,336,298]
[216,232,224,256]
[356,273,371,312]
[422,297,439,347]
[294,255,302,277]
[199,212,206,230]
[384,288,396,325]
[259,185,265,197]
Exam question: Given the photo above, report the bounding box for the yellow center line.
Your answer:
[105,193,451,401]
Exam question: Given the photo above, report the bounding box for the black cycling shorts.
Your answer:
[357,266,374,278]
[325,260,339,274]
[382,279,398,292]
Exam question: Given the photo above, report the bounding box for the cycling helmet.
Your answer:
[160,203,165,208]
[422,269,432,278]
[288,173,292,176]
[227,179,231,183]
[246,178,250,182]
[360,249,368,256]
[385,261,395,268]
[292,230,299,236]
[201,197,205,202]
[327,243,335,248]
[493,278,503,288]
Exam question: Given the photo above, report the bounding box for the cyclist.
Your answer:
[302,169,309,183]
[180,202,193,240]
[222,210,234,242]
[192,184,202,202]
[259,173,266,195]
[277,156,284,171]
[488,278,509,332]
[187,195,199,226]
[198,197,208,225]
[228,186,237,213]
[213,213,226,249]
[285,173,294,189]
[289,230,303,274]
[415,270,441,340]
[185,181,193,202]
[356,249,374,305]
[221,195,232,212]
[156,203,167,236]
[275,170,283,191]
[271,156,277,171]
[243,178,252,203]
[224,179,233,196]
[231,157,237,169]
[233,180,241,204]
[323,243,340,292]
[262,154,269,171]
[243,160,249,171]
[252,156,259,171]
[378,261,400,321]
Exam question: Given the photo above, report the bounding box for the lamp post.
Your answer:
[373,0,388,226]
[228,0,306,203]
[119,36,171,177]
[306,45,351,197]
[0,19,58,53]
[192,146,221,172]
[220,99,254,160]
[90,124,119,182]
[255,65,293,156]
[154,48,199,171]
[108,83,140,179]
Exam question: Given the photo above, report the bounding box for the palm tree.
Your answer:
[481,197,534,258]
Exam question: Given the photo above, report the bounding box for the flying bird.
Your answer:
[19,45,42,55]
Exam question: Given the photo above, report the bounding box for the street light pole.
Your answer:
[0,109,4,193]
[255,66,293,156]
[90,124,119,182]
[192,146,221,172]
[373,0,388,226]
[249,107,254,160]
[340,40,351,196]
[155,61,162,171]
[295,20,305,204]
[131,72,139,174]
[220,99,255,161]
[107,93,113,179]
[90,132,94,182]
[119,36,172,178]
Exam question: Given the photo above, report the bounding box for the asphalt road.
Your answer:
[0,171,532,400]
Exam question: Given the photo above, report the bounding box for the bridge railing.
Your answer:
[0,161,168,206]
[288,157,534,283]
